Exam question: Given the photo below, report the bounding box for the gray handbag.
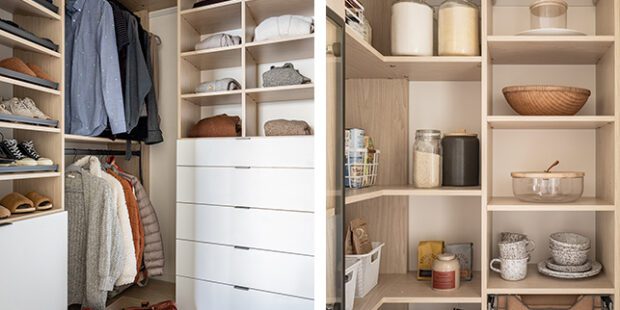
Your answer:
[262,63,311,87]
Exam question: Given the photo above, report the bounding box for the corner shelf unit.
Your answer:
[177,0,315,139]
[343,0,619,309]
[0,0,64,225]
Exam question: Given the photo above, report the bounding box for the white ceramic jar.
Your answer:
[432,253,461,291]
[438,0,480,56]
[391,0,434,56]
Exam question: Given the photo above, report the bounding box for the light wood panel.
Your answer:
[345,79,408,274]
[180,1,242,34]
[245,0,313,24]
[0,208,63,225]
[0,28,60,58]
[487,115,615,129]
[181,46,242,70]
[181,91,243,106]
[488,36,615,64]
[245,84,314,103]
[119,0,177,12]
[353,272,482,310]
[64,134,139,145]
[345,27,398,79]
[0,0,60,20]
[346,186,482,205]
[246,34,314,64]
[0,121,59,133]
[488,197,615,211]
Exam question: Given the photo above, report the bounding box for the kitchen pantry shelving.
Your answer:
[0,0,64,225]
[177,0,315,138]
[342,0,619,309]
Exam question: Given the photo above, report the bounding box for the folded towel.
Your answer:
[195,33,242,51]
[264,119,312,136]
[189,114,241,137]
[254,15,314,42]
[195,78,241,93]
[263,63,311,87]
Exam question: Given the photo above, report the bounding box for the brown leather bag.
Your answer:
[124,300,177,310]
[188,114,241,137]
[492,295,607,310]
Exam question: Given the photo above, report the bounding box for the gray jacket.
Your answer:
[66,168,125,310]
[120,172,165,277]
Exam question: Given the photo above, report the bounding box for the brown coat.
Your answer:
[108,169,144,280]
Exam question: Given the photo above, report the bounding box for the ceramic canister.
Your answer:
[442,131,479,186]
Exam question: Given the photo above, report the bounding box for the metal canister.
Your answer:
[442,131,479,186]
[347,128,365,150]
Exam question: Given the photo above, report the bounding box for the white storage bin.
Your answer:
[344,258,361,310]
[345,242,384,298]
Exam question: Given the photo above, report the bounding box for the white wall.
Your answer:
[149,8,178,283]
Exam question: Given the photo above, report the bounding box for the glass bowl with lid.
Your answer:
[511,161,584,203]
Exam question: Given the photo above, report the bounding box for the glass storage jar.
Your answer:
[530,0,568,29]
[438,0,480,56]
[391,0,434,56]
[413,129,442,188]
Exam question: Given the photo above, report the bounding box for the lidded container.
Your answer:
[442,130,479,186]
[438,0,480,56]
[511,161,584,203]
[391,0,434,56]
[413,129,442,188]
[432,253,461,291]
[530,0,568,29]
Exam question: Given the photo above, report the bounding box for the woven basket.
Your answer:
[502,85,591,115]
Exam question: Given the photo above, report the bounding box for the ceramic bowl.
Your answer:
[550,247,589,266]
[550,232,591,251]
[545,258,592,273]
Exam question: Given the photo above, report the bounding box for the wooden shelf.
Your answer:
[345,26,481,81]
[353,272,481,310]
[0,75,60,95]
[118,0,177,12]
[64,134,139,145]
[493,0,598,6]
[0,29,60,58]
[246,84,313,103]
[346,186,482,205]
[0,121,59,133]
[180,0,242,34]
[245,0,313,23]
[181,90,242,106]
[487,264,614,295]
[0,208,63,225]
[487,115,615,129]
[181,45,241,70]
[246,34,314,64]
[0,0,60,20]
[488,197,615,211]
[488,36,615,64]
[0,171,60,181]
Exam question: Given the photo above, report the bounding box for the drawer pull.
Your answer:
[234,166,251,169]
[233,285,250,291]
[0,222,12,227]
[235,137,251,140]
[234,206,250,209]
[234,246,250,250]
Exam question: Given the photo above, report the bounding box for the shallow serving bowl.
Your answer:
[502,85,591,115]
[550,232,590,251]
[511,171,584,203]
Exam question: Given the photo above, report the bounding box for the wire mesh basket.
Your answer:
[345,148,380,189]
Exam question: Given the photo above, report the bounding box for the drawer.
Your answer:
[177,137,313,168]
[177,166,314,212]
[176,240,313,298]
[176,276,313,310]
[177,203,314,255]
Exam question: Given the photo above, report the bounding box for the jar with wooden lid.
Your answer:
[432,253,461,291]
[413,130,442,188]
[391,0,434,56]
[438,0,480,56]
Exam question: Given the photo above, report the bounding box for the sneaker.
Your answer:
[0,102,12,115]
[21,98,51,120]
[0,146,15,167]
[2,97,34,118]
[1,139,36,166]
[18,140,53,166]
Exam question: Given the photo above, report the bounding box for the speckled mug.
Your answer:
[499,239,536,259]
[500,232,528,242]
[490,257,528,281]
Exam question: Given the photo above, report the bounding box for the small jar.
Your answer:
[530,0,567,29]
[413,129,442,188]
[438,0,480,56]
[432,253,461,291]
[391,0,434,56]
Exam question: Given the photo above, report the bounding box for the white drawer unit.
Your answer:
[177,166,314,212]
[0,212,67,310]
[176,240,314,299]
[177,203,314,255]
[177,137,314,168]
[176,276,313,310]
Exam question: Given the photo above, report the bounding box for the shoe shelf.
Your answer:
[64,134,140,145]
[0,28,61,58]
[487,265,614,295]
[353,272,482,310]
[487,115,615,129]
[0,75,61,95]
[0,120,60,133]
[0,0,61,20]
[346,186,482,205]
[0,170,60,181]
[0,208,63,225]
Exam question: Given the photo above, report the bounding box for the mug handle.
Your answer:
[490,258,502,273]
[526,239,536,253]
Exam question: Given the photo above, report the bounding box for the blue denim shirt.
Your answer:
[65,0,127,136]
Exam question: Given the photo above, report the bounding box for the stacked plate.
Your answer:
[537,232,602,279]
